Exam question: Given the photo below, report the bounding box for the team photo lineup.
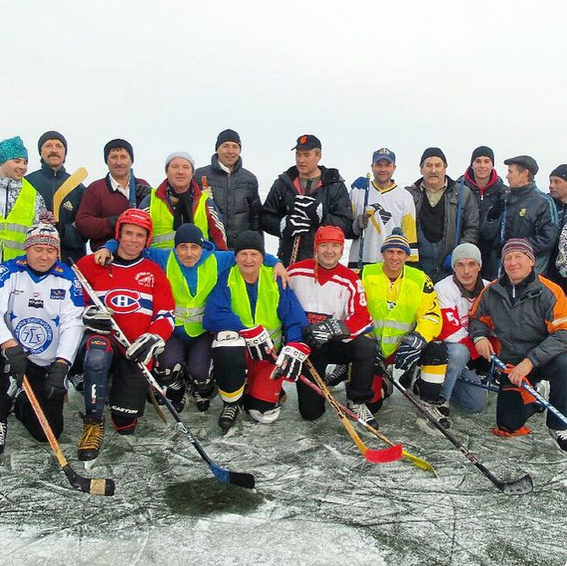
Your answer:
[2,128,567,494]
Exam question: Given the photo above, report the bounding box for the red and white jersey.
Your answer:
[434,275,488,351]
[288,259,372,340]
[76,255,175,345]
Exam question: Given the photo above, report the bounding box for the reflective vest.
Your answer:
[167,253,218,337]
[362,263,426,357]
[150,189,210,249]
[0,179,37,261]
[228,264,283,349]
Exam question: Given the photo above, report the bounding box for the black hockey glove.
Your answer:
[395,332,427,371]
[303,318,350,349]
[2,344,27,388]
[83,305,114,334]
[45,360,69,400]
[283,214,311,237]
[126,333,166,366]
[293,195,322,223]
[240,325,275,361]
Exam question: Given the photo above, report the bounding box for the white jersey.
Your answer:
[0,257,84,366]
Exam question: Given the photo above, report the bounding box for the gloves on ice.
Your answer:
[395,332,427,371]
[126,333,166,365]
[303,318,350,349]
[240,325,275,361]
[45,360,69,400]
[270,342,311,382]
[83,305,114,334]
[2,344,27,388]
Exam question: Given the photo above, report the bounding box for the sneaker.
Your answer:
[420,399,452,429]
[218,402,240,434]
[346,400,378,429]
[77,416,104,461]
[325,364,349,387]
[0,418,7,455]
[549,428,567,452]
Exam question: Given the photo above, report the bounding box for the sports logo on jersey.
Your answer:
[51,289,66,300]
[28,298,44,308]
[13,317,53,355]
[104,289,141,314]
[135,272,155,288]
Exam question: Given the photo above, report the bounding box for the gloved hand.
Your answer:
[293,195,322,223]
[487,197,504,221]
[45,360,69,400]
[356,212,370,231]
[303,318,350,349]
[83,305,114,334]
[283,214,311,237]
[270,342,311,382]
[239,325,275,361]
[2,344,27,388]
[126,333,166,365]
[395,332,427,371]
[135,184,152,202]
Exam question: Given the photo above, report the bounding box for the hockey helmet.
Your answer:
[314,225,345,249]
[115,208,153,247]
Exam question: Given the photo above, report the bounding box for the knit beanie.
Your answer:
[501,238,535,263]
[215,129,241,150]
[0,136,28,165]
[314,225,345,249]
[451,243,482,269]
[420,147,447,166]
[380,227,411,255]
[24,223,60,250]
[550,164,567,182]
[470,146,494,165]
[104,139,134,163]
[38,131,67,154]
[174,223,205,247]
[165,151,195,171]
[234,230,265,256]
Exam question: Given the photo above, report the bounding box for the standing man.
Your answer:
[349,148,418,267]
[195,129,261,248]
[457,146,506,279]
[434,243,489,416]
[203,231,309,433]
[26,131,87,264]
[481,155,558,275]
[406,147,479,283]
[289,226,377,424]
[140,152,227,251]
[75,209,175,460]
[261,134,351,266]
[546,165,567,291]
[0,223,84,454]
[0,136,47,262]
[75,139,151,251]
[469,239,567,451]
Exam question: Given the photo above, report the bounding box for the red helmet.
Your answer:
[314,225,345,249]
[115,208,153,247]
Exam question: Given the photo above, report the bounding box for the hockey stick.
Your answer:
[22,375,115,496]
[298,374,433,471]
[383,369,533,494]
[356,173,371,271]
[491,355,567,427]
[71,263,255,489]
[53,167,88,222]
[304,360,402,464]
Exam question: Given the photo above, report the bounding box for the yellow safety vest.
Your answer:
[150,189,210,249]
[228,264,283,349]
[167,253,218,337]
[362,263,426,357]
[0,179,37,261]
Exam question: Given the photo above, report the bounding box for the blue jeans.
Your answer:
[441,342,487,413]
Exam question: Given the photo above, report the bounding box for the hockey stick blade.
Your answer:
[63,465,116,496]
[364,444,403,464]
[497,473,533,495]
[209,462,256,489]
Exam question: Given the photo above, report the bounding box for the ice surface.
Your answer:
[1,385,567,566]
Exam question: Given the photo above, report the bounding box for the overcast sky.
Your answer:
[1,0,566,192]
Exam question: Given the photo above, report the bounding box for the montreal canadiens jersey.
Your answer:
[0,257,84,366]
[76,255,175,344]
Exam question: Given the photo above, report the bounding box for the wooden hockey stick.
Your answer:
[53,167,88,222]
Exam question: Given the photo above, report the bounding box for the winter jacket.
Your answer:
[195,156,261,248]
[260,166,352,266]
[25,163,86,263]
[405,176,479,278]
[546,199,567,291]
[480,182,558,276]
[469,272,567,368]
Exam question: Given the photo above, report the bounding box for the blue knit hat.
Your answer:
[0,136,28,165]
[174,223,205,247]
[380,227,411,255]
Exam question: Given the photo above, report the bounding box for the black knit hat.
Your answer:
[174,223,205,248]
[104,138,134,163]
[420,147,447,166]
[215,129,241,150]
[470,145,494,165]
[234,230,265,256]
[38,130,68,155]
[550,164,567,182]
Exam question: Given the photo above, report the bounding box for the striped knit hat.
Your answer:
[501,238,535,263]
[380,227,411,255]
[24,223,60,250]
